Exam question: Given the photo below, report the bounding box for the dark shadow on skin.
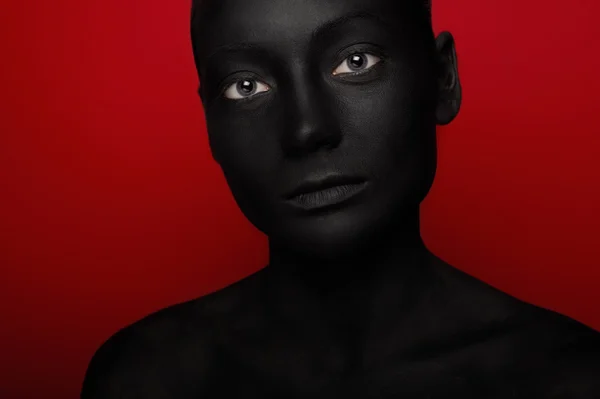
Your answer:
[81,0,600,397]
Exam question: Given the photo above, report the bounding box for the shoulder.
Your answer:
[522,310,600,397]
[428,252,600,396]
[80,298,212,398]
[478,297,600,397]
[80,269,268,398]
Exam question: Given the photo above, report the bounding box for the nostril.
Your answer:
[282,94,342,155]
[285,122,342,155]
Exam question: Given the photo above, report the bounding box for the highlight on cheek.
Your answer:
[224,79,270,100]
[332,52,381,76]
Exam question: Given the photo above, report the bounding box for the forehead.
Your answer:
[192,0,422,59]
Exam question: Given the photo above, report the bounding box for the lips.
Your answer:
[284,174,366,200]
[283,174,369,211]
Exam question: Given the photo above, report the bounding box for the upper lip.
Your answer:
[284,173,366,199]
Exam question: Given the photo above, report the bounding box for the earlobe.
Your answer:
[435,31,462,125]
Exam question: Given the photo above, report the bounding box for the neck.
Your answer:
[265,209,434,316]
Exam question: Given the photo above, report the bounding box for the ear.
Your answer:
[434,31,462,125]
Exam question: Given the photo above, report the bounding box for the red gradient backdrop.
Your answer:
[1,0,599,397]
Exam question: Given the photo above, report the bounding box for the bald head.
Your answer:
[191,0,433,32]
[190,0,435,76]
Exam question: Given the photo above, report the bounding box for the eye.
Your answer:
[332,52,381,76]
[223,79,270,100]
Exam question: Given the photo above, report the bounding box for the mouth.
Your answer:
[284,174,368,211]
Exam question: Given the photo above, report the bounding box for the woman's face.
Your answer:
[192,0,440,259]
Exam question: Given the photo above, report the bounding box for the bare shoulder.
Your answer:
[487,281,600,396]
[523,309,600,397]
[426,251,600,396]
[80,268,268,398]
[80,299,211,398]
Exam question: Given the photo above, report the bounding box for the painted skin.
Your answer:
[82,0,600,397]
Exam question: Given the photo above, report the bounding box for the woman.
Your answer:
[82,0,600,397]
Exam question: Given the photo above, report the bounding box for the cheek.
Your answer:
[206,110,284,225]
[207,107,277,175]
[338,84,426,160]
[337,79,435,202]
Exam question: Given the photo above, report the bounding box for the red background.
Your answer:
[2,0,599,397]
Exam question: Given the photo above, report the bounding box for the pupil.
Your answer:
[237,80,255,95]
[348,54,366,70]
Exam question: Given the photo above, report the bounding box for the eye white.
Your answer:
[332,53,381,76]
[224,79,270,100]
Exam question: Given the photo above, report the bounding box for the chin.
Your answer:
[272,207,385,261]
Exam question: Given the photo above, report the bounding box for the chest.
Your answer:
[201,286,556,397]
[211,334,533,398]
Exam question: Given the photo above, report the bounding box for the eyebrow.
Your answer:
[202,11,389,62]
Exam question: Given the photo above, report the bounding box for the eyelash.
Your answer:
[335,44,386,68]
[220,46,386,101]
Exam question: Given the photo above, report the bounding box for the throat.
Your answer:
[265,231,433,336]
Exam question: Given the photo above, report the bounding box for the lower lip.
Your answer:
[286,182,368,211]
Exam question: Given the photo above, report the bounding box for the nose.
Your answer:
[280,68,342,157]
